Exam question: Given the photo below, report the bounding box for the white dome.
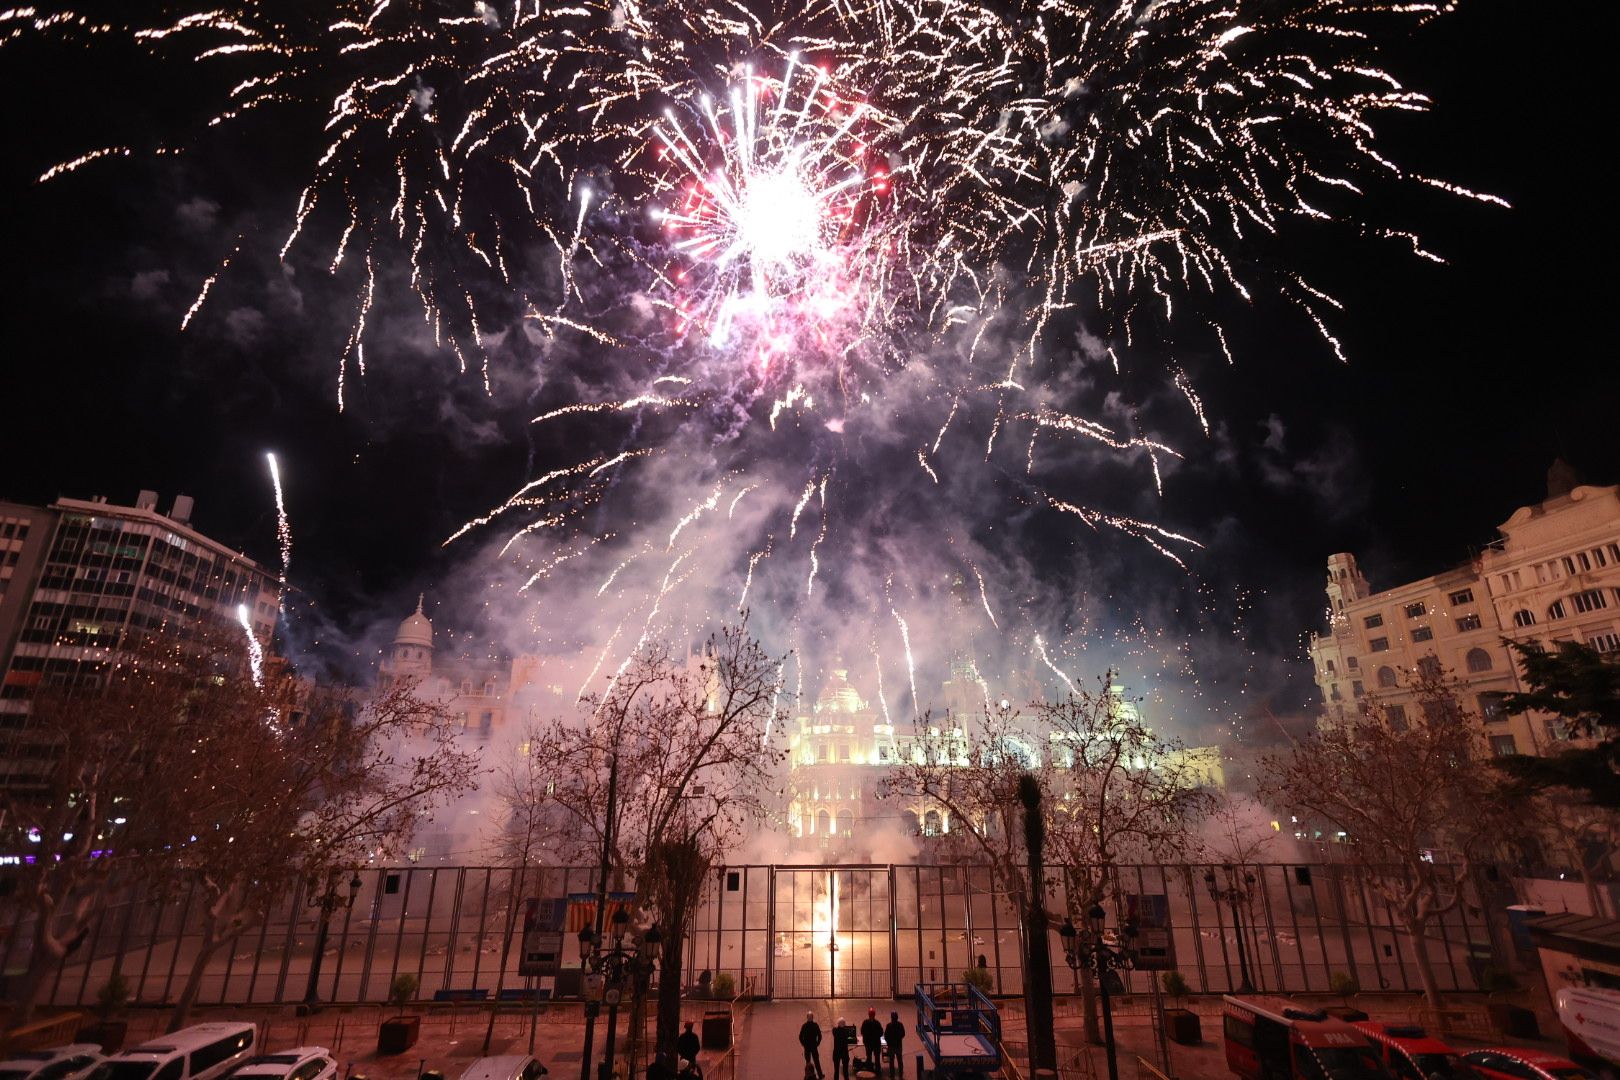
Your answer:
[396,595,434,649]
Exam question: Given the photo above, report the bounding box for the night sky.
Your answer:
[0,0,1610,734]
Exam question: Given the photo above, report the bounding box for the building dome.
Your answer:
[396,594,434,649]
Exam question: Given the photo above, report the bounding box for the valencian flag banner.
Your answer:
[566,892,637,933]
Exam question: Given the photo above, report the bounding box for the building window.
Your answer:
[1417,655,1443,680]
[1411,626,1434,642]
[1363,614,1384,629]
[1384,704,1408,731]
[1369,637,1389,652]
[1405,602,1427,619]
[1596,547,1610,568]
[1352,681,1364,698]
[1490,734,1519,758]
[1465,648,1493,673]
[1376,666,1398,689]
[1573,589,1608,614]
[1346,656,1358,670]
[1548,600,1567,620]
[1325,659,1336,674]
[1456,613,1483,632]
[1512,609,1536,628]
[1478,693,1508,722]
[1589,632,1620,654]
[1578,551,1593,572]
[1563,556,1577,576]
[1448,588,1474,606]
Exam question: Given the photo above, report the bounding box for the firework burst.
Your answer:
[7,0,1503,706]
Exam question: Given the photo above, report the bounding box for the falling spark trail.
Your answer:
[1034,634,1076,697]
[265,452,291,608]
[237,603,265,688]
[181,241,240,330]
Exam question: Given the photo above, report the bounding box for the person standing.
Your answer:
[831,1016,854,1080]
[676,1021,701,1070]
[860,1008,884,1072]
[799,1011,825,1080]
[883,1012,907,1079]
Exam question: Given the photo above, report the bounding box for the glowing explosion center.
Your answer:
[733,165,824,269]
[651,62,896,366]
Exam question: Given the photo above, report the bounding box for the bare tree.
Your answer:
[883,676,1211,1046]
[0,631,233,1025]
[164,681,480,1028]
[516,621,787,1066]
[1260,670,1515,1007]
[1517,788,1620,918]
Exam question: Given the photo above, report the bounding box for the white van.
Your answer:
[1557,986,1620,1076]
[89,1024,258,1080]
[456,1056,547,1080]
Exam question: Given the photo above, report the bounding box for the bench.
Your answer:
[432,988,490,1002]
[497,988,552,1002]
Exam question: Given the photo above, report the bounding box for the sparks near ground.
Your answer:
[5,0,1505,707]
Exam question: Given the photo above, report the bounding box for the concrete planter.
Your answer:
[1487,1003,1539,1039]
[701,1009,732,1050]
[377,1015,420,1055]
[1165,1008,1202,1045]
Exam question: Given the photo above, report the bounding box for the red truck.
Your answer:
[1353,1021,1480,1079]
[1223,996,1394,1079]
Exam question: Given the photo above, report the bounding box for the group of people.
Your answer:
[644,1021,705,1080]
[798,1008,908,1080]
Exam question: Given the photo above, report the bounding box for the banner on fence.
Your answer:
[520,897,568,976]
[1123,892,1175,971]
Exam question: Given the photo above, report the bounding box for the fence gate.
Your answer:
[770,867,893,998]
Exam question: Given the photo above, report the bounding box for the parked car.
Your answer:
[1222,996,1394,1079]
[1557,986,1620,1076]
[1460,1048,1594,1080]
[88,1024,257,1080]
[222,1049,335,1080]
[0,1045,106,1080]
[456,1056,547,1080]
[1354,1021,1480,1079]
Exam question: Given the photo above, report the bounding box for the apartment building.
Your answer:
[0,491,279,726]
[1309,468,1620,757]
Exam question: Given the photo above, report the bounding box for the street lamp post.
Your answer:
[302,871,363,1009]
[577,909,660,1080]
[1203,864,1256,994]
[1058,905,1138,1080]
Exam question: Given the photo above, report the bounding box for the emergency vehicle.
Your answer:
[1222,996,1394,1079]
[1353,1021,1479,1079]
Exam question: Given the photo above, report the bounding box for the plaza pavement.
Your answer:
[37,988,1571,1080]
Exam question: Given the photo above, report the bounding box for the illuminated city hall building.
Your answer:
[785,654,1221,856]
[1309,465,1620,756]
